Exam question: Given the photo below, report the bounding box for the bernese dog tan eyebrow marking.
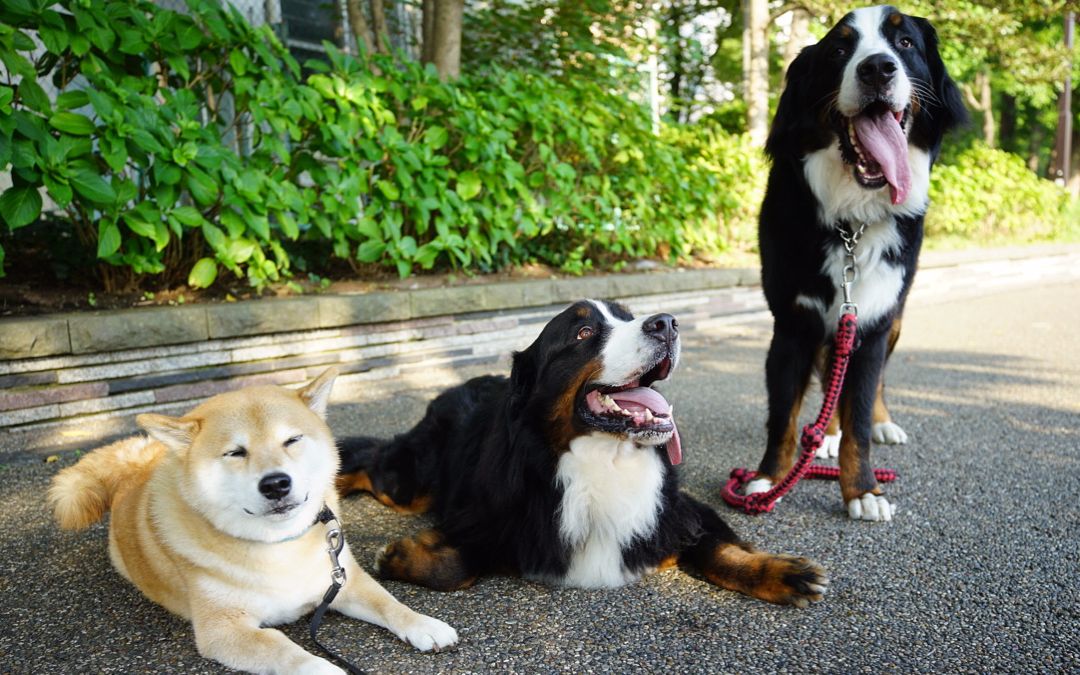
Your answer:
[338,300,826,603]
[749,6,966,520]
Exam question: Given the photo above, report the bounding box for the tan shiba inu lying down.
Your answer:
[48,368,457,674]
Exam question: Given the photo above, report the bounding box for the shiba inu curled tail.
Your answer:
[49,368,457,675]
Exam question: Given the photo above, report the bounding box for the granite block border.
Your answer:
[0,268,757,360]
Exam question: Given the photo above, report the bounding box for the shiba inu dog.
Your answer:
[48,368,457,674]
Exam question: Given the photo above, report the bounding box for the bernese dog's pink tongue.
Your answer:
[611,388,683,466]
[853,112,910,205]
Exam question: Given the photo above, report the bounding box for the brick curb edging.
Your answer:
[1,268,758,360]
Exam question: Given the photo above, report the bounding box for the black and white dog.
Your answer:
[748,6,966,520]
[338,300,826,607]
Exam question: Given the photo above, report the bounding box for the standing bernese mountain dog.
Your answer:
[746,6,967,520]
[338,300,826,607]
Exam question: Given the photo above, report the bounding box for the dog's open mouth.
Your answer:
[577,356,682,465]
[837,101,911,205]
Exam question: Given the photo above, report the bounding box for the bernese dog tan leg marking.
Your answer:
[335,471,433,514]
[872,317,909,444]
[375,529,476,592]
[700,543,827,607]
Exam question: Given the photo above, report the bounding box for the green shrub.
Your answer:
[1,0,758,291]
[927,142,1078,245]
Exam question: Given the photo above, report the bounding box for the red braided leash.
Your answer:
[721,311,897,515]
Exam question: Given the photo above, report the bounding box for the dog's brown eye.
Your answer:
[284,435,303,447]
[898,37,913,48]
[577,326,594,340]
[833,46,848,57]
[224,447,247,458]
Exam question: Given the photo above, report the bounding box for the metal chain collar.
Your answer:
[838,222,867,316]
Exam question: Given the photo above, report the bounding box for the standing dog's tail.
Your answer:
[48,436,162,530]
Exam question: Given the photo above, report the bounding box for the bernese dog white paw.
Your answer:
[816,431,841,458]
[872,421,908,445]
[846,493,896,522]
[745,477,774,495]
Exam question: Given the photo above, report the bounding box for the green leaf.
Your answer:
[355,240,385,263]
[185,165,219,206]
[37,24,69,54]
[49,112,96,136]
[201,222,226,251]
[411,95,429,111]
[456,171,483,201]
[55,91,90,110]
[43,175,73,207]
[376,179,400,201]
[71,168,116,204]
[18,79,51,114]
[0,185,42,229]
[171,205,203,226]
[130,130,165,155]
[97,221,121,258]
[188,257,218,288]
[425,126,449,150]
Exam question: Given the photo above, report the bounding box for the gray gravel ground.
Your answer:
[2,279,1078,674]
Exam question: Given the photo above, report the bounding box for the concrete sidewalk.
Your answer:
[1,257,1078,672]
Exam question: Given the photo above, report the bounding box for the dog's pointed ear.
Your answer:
[137,414,199,452]
[914,16,968,135]
[509,347,536,413]
[766,43,818,160]
[299,367,339,419]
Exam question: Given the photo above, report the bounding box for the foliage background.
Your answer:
[0,0,1076,300]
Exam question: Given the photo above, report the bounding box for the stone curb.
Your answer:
[0,267,760,360]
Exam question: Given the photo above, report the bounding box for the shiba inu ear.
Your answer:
[299,367,339,419]
[137,413,200,452]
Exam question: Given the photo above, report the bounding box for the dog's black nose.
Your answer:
[643,313,678,342]
[857,53,898,88]
[258,472,292,500]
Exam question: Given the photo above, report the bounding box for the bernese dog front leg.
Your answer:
[871,316,909,445]
[374,529,477,592]
[838,329,896,521]
[678,498,827,606]
[749,325,820,494]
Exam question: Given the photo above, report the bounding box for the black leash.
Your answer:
[308,505,365,675]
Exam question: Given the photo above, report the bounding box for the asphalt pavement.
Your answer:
[1,270,1078,673]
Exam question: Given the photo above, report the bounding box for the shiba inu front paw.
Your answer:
[294,655,346,675]
[396,613,459,652]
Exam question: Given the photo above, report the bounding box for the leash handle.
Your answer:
[721,312,896,514]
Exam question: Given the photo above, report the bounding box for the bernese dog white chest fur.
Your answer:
[337,300,827,607]
[750,5,966,520]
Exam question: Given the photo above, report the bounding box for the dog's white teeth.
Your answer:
[643,409,654,423]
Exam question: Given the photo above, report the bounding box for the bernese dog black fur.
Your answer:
[338,299,826,606]
[749,6,967,520]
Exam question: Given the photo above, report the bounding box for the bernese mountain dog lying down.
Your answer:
[338,300,826,606]
[748,6,966,521]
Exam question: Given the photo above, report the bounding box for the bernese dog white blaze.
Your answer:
[748,6,966,520]
[338,300,827,605]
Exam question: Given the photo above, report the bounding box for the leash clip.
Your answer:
[325,524,347,586]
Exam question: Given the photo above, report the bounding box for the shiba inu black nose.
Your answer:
[643,313,678,343]
[258,472,292,500]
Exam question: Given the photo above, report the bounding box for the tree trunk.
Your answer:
[961,68,995,148]
[430,0,464,79]
[999,93,1016,151]
[781,7,809,80]
[1051,10,1074,185]
[1027,123,1044,173]
[371,0,390,54]
[344,0,374,53]
[421,0,435,63]
[744,0,770,146]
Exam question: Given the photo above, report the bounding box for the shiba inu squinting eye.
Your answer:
[223,447,247,458]
[284,435,303,448]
